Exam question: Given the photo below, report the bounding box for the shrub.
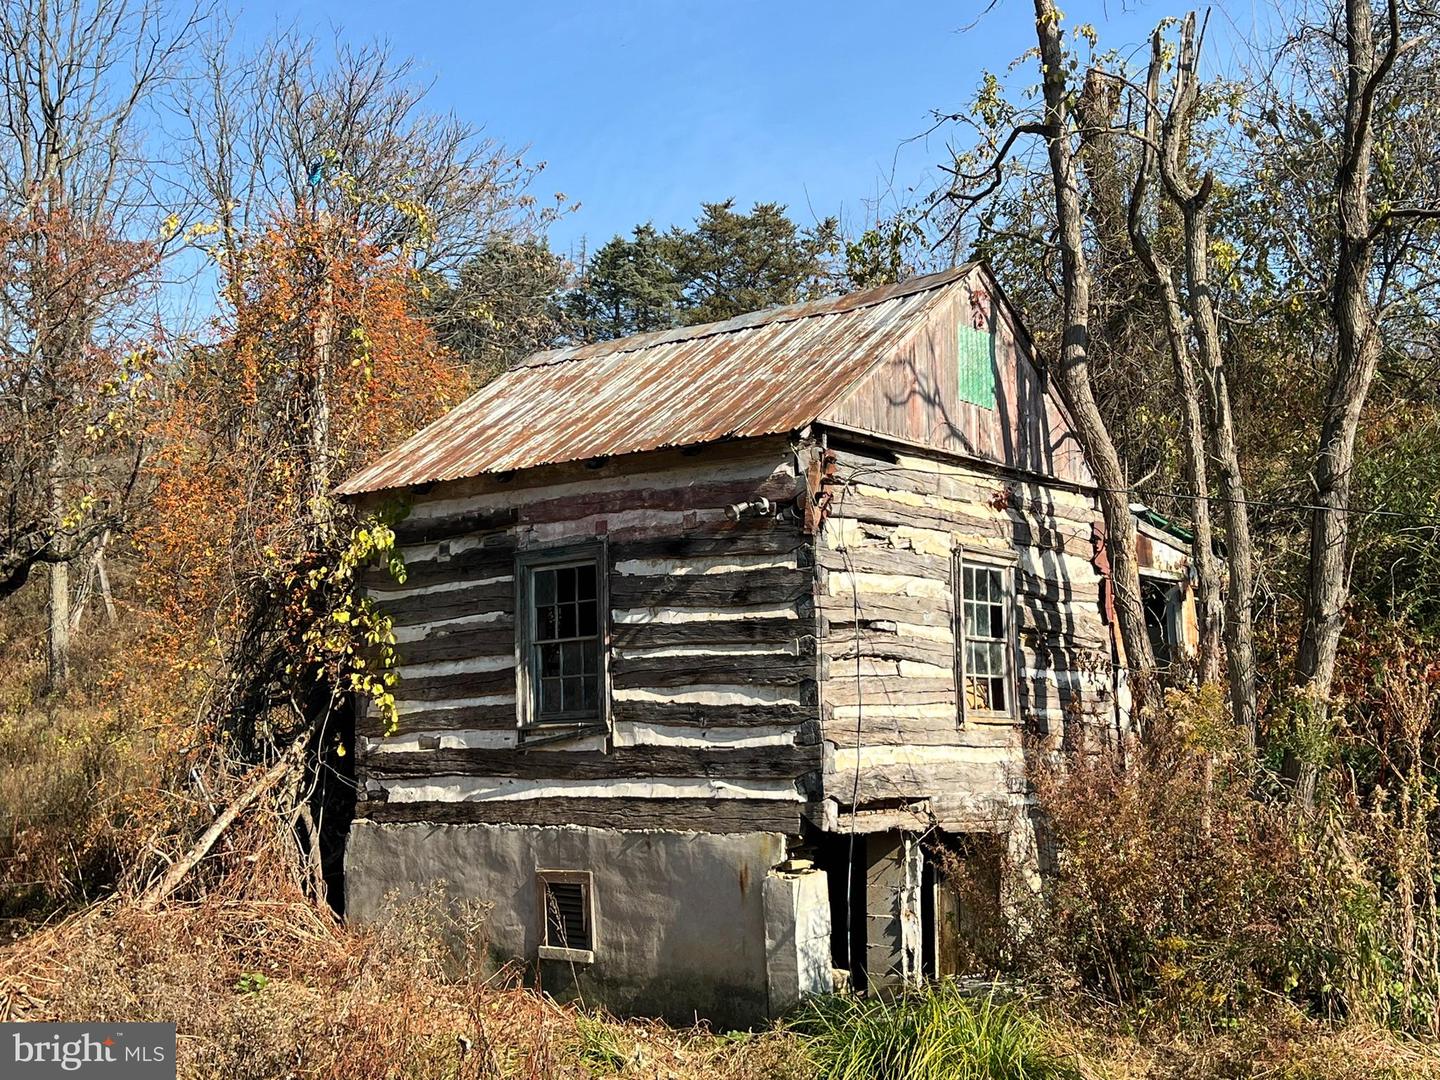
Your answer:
[0,702,176,917]
[1012,682,1431,1032]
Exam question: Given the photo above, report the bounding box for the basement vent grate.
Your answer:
[543,880,591,951]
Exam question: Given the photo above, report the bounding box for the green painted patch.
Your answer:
[957,325,997,408]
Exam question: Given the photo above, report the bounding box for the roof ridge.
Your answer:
[519,263,975,369]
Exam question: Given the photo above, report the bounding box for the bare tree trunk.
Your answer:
[1152,13,1258,743]
[68,555,92,634]
[296,802,327,904]
[1128,30,1224,688]
[46,560,69,688]
[1187,226,1257,744]
[70,530,117,633]
[44,444,69,690]
[1033,0,1157,680]
[1290,0,1398,802]
[95,530,116,625]
[305,218,336,546]
[1138,259,1224,691]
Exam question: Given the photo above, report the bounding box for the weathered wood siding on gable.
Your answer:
[822,267,1092,487]
[812,439,1115,831]
[352,436,822,834]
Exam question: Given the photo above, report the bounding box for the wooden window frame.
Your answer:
[515,541,610,734]
[953,550,1018,724]
[536,868,596,963]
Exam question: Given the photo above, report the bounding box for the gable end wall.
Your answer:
[821,265,1093,487]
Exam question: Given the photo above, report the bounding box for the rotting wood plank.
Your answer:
[610,652,810,689]
[817,546,951,579]
[393,507,520,545]
[610,531,807,562]
[369,543,517,587]
[371,581,514,623]
[1018,642,1113,674]
[394,667,516,702]
[610,617,804,650]
[824,633,955,668]
[513,474,803,528]
[395,436,795,512]
[817,595,950,627]
[361,743,819,782]
[396,624,518,666]
[826,677,955,707]
[355,702,517,738]
[823,718,1019,749]
[355,796,805,834]
[609,567,809,609]
[830,758,1026,805]
[1014,569,1101,606]
[1018,677,1111,711]
[610,699,816,728]
[1015,606,1107,648]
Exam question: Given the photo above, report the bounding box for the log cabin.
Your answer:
[335,263,1199,1026]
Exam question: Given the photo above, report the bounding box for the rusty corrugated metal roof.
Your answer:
[336,265,973,495]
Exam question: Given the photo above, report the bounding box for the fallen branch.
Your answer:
[138,730,312,912]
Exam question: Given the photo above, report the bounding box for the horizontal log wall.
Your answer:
[814,438,1117,830]
[352,436,822,835]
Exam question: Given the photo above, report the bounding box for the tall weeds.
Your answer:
[1013,652,1440,1036]
[790,982,1078,1080]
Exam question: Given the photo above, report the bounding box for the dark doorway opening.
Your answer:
[921,832,1003,978]
[814,829,869,993]
[1141,576,1182,671]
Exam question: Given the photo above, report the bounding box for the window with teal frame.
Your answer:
[957,324,997,408]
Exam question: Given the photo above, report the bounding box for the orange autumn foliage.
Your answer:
[127,214,469,730]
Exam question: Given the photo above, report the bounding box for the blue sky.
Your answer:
[230,1,1244,260]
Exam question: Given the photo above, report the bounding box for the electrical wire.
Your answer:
[1103,484,1440,522]
[830,458,939,982]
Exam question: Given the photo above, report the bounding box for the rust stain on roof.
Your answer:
[336,266,973,496]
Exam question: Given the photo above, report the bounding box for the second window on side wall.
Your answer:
[956,558,1013,719]
[520,547,604,727]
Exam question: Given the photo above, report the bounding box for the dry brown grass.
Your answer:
[1045,1002,1440,1080]
[0,888,809,1080]
[2,892,1436,1079]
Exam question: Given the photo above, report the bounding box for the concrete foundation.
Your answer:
[763,868,833,1013]
[346,819,827,1027]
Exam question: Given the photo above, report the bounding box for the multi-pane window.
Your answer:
[957,559,1012,717]
[520,548,604,727]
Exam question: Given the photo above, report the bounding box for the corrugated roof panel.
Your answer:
[335,266,972,495]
